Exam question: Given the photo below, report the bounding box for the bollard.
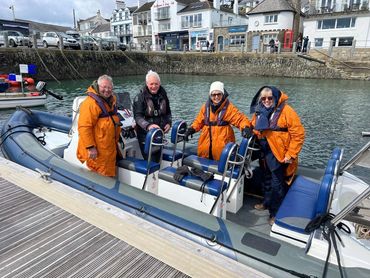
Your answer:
[113,41,117,51]
[241,43,245,53]
[200,45,202,53]
[165,44,168,54]
[260,42,264,53]
[328,43,333,57]
[99,40,102,51]
[277,42,281,54]
[129,43,132,52]
[307,41,311,54]
[59,36,64,50]
[80,38,85,51]
[350,40,356,58]
[32,35,37,48]
[292,42,296,54]
[146,42,150,53]
[4,33,9,48]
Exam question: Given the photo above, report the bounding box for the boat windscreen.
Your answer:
[342,140,370,171]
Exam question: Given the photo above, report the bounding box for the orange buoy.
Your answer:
[8,80,21,87]
[23,77,35,85]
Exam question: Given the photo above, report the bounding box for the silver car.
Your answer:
[42,32,79,49]
[0,30,31,47]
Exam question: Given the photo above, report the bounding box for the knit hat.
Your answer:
[209,81,224,95]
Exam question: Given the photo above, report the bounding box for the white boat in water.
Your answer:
[1,93,370,278]
[0,91,47,109]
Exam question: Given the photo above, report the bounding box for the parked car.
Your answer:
[91,37,111,50]
[105,37,127,51]
[42,32,79,49]
[80,35,98,50]
[0,30,31,47]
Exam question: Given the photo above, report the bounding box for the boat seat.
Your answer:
[274,157,337,233]
[162,120,187,164]
[159,142,236,196]
[118,128,163,175]
[183,137,249,179]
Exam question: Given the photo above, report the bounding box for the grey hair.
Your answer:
[97,74,113,86]
[145,70,160,83]
[258,87,273,102]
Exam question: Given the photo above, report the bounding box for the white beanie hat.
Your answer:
[209,81,224,95]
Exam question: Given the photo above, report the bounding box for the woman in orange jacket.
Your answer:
[184,81,251,161]
[250,86,305,225]
[77,75,122,177]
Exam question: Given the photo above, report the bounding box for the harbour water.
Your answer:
[0,74,369,168]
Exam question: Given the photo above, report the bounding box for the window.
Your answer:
[263,34,277,44]
[181,14,202,28]
[317,17,356,29]
[265,14,278,24]
[315,38,323,47]
[159,23,171,32]
[157,7,170,20]
[228,17,233,25]
[230,35,245,46]
[338,37,354,46]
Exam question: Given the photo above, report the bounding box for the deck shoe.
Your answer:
[254,203,266,211]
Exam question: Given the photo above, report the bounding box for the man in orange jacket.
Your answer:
[184,81,251,161]
[77,75,122,177]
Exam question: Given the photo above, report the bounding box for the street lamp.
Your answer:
[9,5,15,21]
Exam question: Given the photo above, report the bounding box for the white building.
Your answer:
[77,10,110,36]
[247,0,302,51]
[111,0,138,44]
[151,0,248,51]
[303,0,370,48]
[132,1,154,47]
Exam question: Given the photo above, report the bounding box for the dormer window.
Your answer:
[265,14,278,24]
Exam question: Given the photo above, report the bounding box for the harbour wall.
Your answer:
[0,48,346,81]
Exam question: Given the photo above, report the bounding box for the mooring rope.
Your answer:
[34,47,61,84]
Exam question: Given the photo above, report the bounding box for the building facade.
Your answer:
[132,1,154,48]
[303,0,370,48]
[111,1,137,44]
[77,10,110,36]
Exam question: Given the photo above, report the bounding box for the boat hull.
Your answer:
[1,108,370,278]
[0,94,47,109]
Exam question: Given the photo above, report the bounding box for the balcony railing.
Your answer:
[154,14,170,21]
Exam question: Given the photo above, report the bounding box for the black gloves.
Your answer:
[242,127,253,138]
[184,127,196,141]
[174,165,191,182]
[190,167,214,182]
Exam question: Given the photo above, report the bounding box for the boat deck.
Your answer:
[0,157,268,278]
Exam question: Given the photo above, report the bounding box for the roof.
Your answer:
[247,0,295,15]
[14,19,71,33]
[178,1,212,13]
[91,23,110,34]
[128,6,138,13]
[177,0,200,5]
[134,1,154,13]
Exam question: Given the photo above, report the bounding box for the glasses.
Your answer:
[211,93,222,98]
[99,86,113,91]
[261,96,273,101]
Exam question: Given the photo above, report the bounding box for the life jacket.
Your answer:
[143,89,167,118]
[204,99,230,126]
[87,92,117,118]
[269,102,288,132]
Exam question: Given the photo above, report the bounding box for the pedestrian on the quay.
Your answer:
[302,36,309,53]
[249,86,305,225]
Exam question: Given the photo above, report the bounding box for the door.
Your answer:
[217,36,224,51]
[252,35,259,51]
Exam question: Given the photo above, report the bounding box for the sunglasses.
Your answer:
[261,96,273,101]
[211,93,222,98]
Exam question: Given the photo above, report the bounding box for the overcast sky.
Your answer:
[0,0,138,28]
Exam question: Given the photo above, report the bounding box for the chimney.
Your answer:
[233,0,239,15]
[97,9,101,16]
[116,0,126,9]
[214,0,220,10]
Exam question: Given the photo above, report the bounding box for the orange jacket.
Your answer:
[77,85,121,177]
[191,98,250,161]
[251,92,305,178]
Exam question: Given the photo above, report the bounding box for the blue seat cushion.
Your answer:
[159,166,227,197]
[275,175,321,233]
[183,155,240,179]
[162,148,183,162]
[117,157,160,175]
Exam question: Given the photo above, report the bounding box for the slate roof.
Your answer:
[177,0,200,5]
[14,19,71,33]
[134,1,154,13]
[178,1,212,13]
[247,0,295,15]
[91,23,110,34]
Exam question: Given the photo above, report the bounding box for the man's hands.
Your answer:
[88,147,98,159]
[148,123,171,133]
[242,127,253,138]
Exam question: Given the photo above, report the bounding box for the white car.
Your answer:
[0,30,31,47]
[42,32,79,49]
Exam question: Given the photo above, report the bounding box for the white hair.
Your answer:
[145,70,160,83]
[97,74,113,86]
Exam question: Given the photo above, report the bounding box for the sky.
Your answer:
[0,0,138,28]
